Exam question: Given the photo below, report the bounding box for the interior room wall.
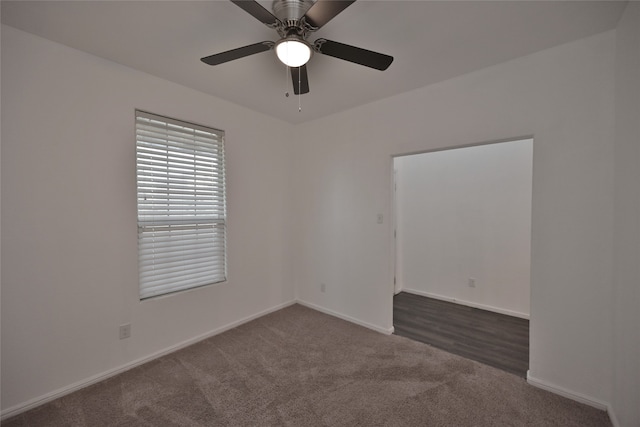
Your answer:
[612,3,640,426]
[0,9,3,405]
[395,139,532,318]
[292,30,615,408]
[0,25,295,413]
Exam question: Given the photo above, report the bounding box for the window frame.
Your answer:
[135,110,227,300]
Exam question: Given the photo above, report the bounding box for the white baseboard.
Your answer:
[1,300,296,421]
[607,406,621,427]
[295,299,395,335]
[526,371,610,411]
[402,288,530,319]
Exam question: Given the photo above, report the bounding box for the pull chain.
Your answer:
[284,65,302,112]
[285,65,290,98]
[298,66,302,112]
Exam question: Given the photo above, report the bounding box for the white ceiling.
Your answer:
[1,0,627,124]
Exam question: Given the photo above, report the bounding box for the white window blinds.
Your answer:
[136,110,226,300]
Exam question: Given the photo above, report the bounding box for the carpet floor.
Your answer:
[3,304,611,426]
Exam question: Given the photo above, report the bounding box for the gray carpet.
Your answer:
[3,304,611,426]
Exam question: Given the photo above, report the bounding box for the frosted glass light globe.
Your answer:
[276,39,312,67]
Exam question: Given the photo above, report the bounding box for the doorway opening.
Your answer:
[391,138,533,377]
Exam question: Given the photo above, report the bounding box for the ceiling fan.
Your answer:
[200,0,394,95]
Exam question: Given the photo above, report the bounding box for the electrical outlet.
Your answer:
[320,283,326,293]
[119,324,131,340]
[468,278,476,288]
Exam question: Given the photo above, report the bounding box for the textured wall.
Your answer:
[292,31,615,406]
[612,3,640,426]
[395,139,532,317]
[1,25,295,411]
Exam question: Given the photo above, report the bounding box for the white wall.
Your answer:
[0,9,3,412]
[292,30,615,407]
[395,139,532,318]
[612,3,640,427]
[0,26,295,412]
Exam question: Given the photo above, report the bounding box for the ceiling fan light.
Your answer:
[275,38,312,67]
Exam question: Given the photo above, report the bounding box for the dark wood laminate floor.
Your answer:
[393,292,529,377]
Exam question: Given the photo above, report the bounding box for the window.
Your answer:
[136,110,226,299]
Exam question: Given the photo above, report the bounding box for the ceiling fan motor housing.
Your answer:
[272,0,315,36]
[272,0,314,21]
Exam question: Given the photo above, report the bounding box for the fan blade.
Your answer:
[291,65,310,95]
[315,39,393,71]
[303,0,355,30]
[201,41,274,66]
[230,0,281,27]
